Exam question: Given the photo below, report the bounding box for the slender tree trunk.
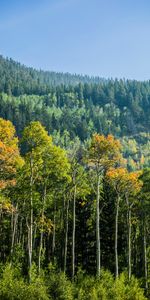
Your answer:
[18,216,23,245]
[64,195,69,273]
[52,197,56,258]
[96,174,101,277]
[19,200,25,245]
[33,223,37,250]
[38,184,46,273]
[11,209,14,244]
[47,232,51,263]
[128,207,131,280]
[29,154,33,281]
[144,222,148,293]
[10,207,18,260]
[72,184,76,281]
[126,194,132,281]
[135,226,138,276]
[61,194,66,270]
[38,228,43,273]
[115,194,119,278]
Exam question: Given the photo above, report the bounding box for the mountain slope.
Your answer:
[0,55,104,96]
[0,55,150,169]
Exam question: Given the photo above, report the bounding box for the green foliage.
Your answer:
[0,264,49,300]
[0,55,102,96]
[0,55,150,298]
[47,271,73,300]
[0,265,146,300]
[74,269,146,300]
[0,56,150,168]
[112,273,146,300]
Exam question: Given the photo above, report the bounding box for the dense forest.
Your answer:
[0,56,150,299]
[0,56,150,171]
[0,55,104,94]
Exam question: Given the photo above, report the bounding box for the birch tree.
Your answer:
[22,121,51,280]
[89,134,121,277]
[107,168,142,279]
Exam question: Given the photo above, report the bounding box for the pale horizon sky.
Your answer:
[0,0,150,80]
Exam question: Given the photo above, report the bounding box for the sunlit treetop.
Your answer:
[0,118,24,190]
[0,118,17,146]
[89,134,122,171]
[22,121,52,153]
[106,167,142,196]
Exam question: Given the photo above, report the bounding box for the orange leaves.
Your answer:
[93,134,121,149]
[0,118,23,191]
[0,181,6,189]
[89,133,142,197]
[89,133,122,171]
[106,167,142,195]
[0,179,16,190]
[106,167,128,193]
[94,134,105,143]
[127,171,143,193]
[107,167,127,180]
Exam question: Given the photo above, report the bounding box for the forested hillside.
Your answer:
[0,55,103,95]
[0,56,150,169]
[0,56,150,299]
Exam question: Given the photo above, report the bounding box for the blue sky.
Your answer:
[0,0,150,80]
